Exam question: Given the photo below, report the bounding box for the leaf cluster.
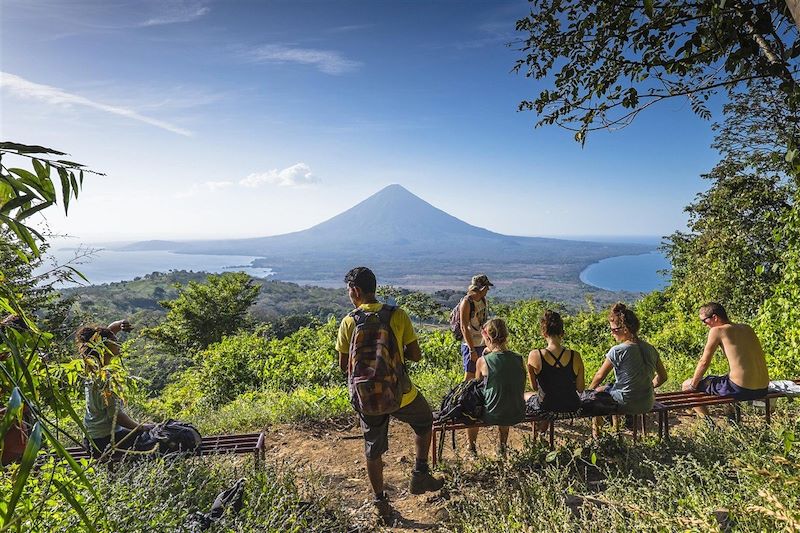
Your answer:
[514,0,799,142]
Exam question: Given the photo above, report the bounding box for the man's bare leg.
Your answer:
[682,379,710,417]
[592,416,603,438]
[498,426,510,455]
[467,426,479,453]
[366,457,384,496]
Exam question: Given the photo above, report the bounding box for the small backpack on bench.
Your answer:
[435,379,485,424]
[146,420,202,454]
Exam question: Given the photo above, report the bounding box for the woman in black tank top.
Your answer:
[525,311,585,420]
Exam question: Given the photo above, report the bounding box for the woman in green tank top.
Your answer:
[466,318,526,454]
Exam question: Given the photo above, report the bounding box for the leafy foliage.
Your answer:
[143,272,260,354]
[664,82,795,319]
[0,143,101,530]
[514,0,799,142]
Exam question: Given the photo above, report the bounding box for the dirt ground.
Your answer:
[259,411,706,531]
[260,416,603,532]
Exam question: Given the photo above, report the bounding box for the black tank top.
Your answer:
[535,348,580,412]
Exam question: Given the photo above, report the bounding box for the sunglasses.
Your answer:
[701,314,714,324]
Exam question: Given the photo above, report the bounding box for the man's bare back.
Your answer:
[706,323,769,390]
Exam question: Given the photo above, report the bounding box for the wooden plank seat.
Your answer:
[653,378,800,440]
[62,431,266,464]
[431,378,800,466]
[431,410,580,467]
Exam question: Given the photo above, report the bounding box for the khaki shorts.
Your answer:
[359,393,433,460]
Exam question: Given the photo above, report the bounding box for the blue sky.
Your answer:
[1,0,720,242]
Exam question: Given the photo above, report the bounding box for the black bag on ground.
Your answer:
[579,390,619,416]
[435,379,485,424]
[145,419,202,454]
[188,478,245,531]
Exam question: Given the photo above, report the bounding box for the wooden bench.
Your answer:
[431,411,578,467]
[653,378,800,440]
[63,431,267,465]
[431,379,800,466]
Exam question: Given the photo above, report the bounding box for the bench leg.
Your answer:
[734,403,742,424]
[632,415,638,441]
[549,421,555,449]
[765,398,772,425]
[431,427,437,468]
[641,413,647,436]
[437,427,446,465]
[664,411,670,441]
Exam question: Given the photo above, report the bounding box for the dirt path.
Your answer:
[260,413,696,531]
[260,417,551,532]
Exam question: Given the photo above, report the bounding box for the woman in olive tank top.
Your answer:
[467,318,526,455]
[526,310,585,435]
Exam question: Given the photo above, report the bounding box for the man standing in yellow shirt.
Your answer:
[336,267,443,521]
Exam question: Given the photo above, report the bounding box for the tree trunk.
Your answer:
[787,0,800,32]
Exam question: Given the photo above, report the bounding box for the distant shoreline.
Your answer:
[580,251,671,293]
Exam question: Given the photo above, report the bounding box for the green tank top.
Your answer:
[482,350,526,426]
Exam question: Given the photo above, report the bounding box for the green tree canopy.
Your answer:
[664,82,795,318]
[514,0,799,142]
[143,272,261,356]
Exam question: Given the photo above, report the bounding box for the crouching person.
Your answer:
[469,318,525,455]
[79,320,153,458]
[336,267,443,523]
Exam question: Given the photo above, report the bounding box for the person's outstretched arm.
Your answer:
[404,340,422,362]
[653,356,668,388]
[689,329,721,389]
[589,359,613,389]
[526,351,540,391]
[459,298,476,361]
[107,319,132,334]
[574,351,586,393]
[474,357,487,381]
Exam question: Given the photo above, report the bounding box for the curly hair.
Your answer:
[76,325,117,359]
[608,303,640,337]
[540,310,564,337]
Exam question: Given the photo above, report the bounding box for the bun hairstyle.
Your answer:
[482,318,509,347]
[76,325,117,359]
[608,303,640,338]
[540,310,564,337]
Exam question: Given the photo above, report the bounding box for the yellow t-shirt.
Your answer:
[336,303,418,407]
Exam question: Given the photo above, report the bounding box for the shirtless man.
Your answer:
[682,302,769,417]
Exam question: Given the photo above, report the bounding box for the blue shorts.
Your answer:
[461,344,485,373]
[698,374,767,400]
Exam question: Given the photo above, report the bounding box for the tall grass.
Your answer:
[0,455,355,532]
[440,406,800,532]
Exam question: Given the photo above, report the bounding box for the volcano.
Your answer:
[124,184,651,290]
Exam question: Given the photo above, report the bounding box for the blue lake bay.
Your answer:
[580,251,671,293]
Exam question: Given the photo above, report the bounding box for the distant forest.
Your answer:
[61,269,640,329]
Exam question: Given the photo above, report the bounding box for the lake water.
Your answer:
[580,251,671,293]
[39,243,670,293]
[38,247,273,286]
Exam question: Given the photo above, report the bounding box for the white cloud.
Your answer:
[240,163,320,188]
[248,44,361,75]
[140,1,209,26]
[0,71,193,136]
